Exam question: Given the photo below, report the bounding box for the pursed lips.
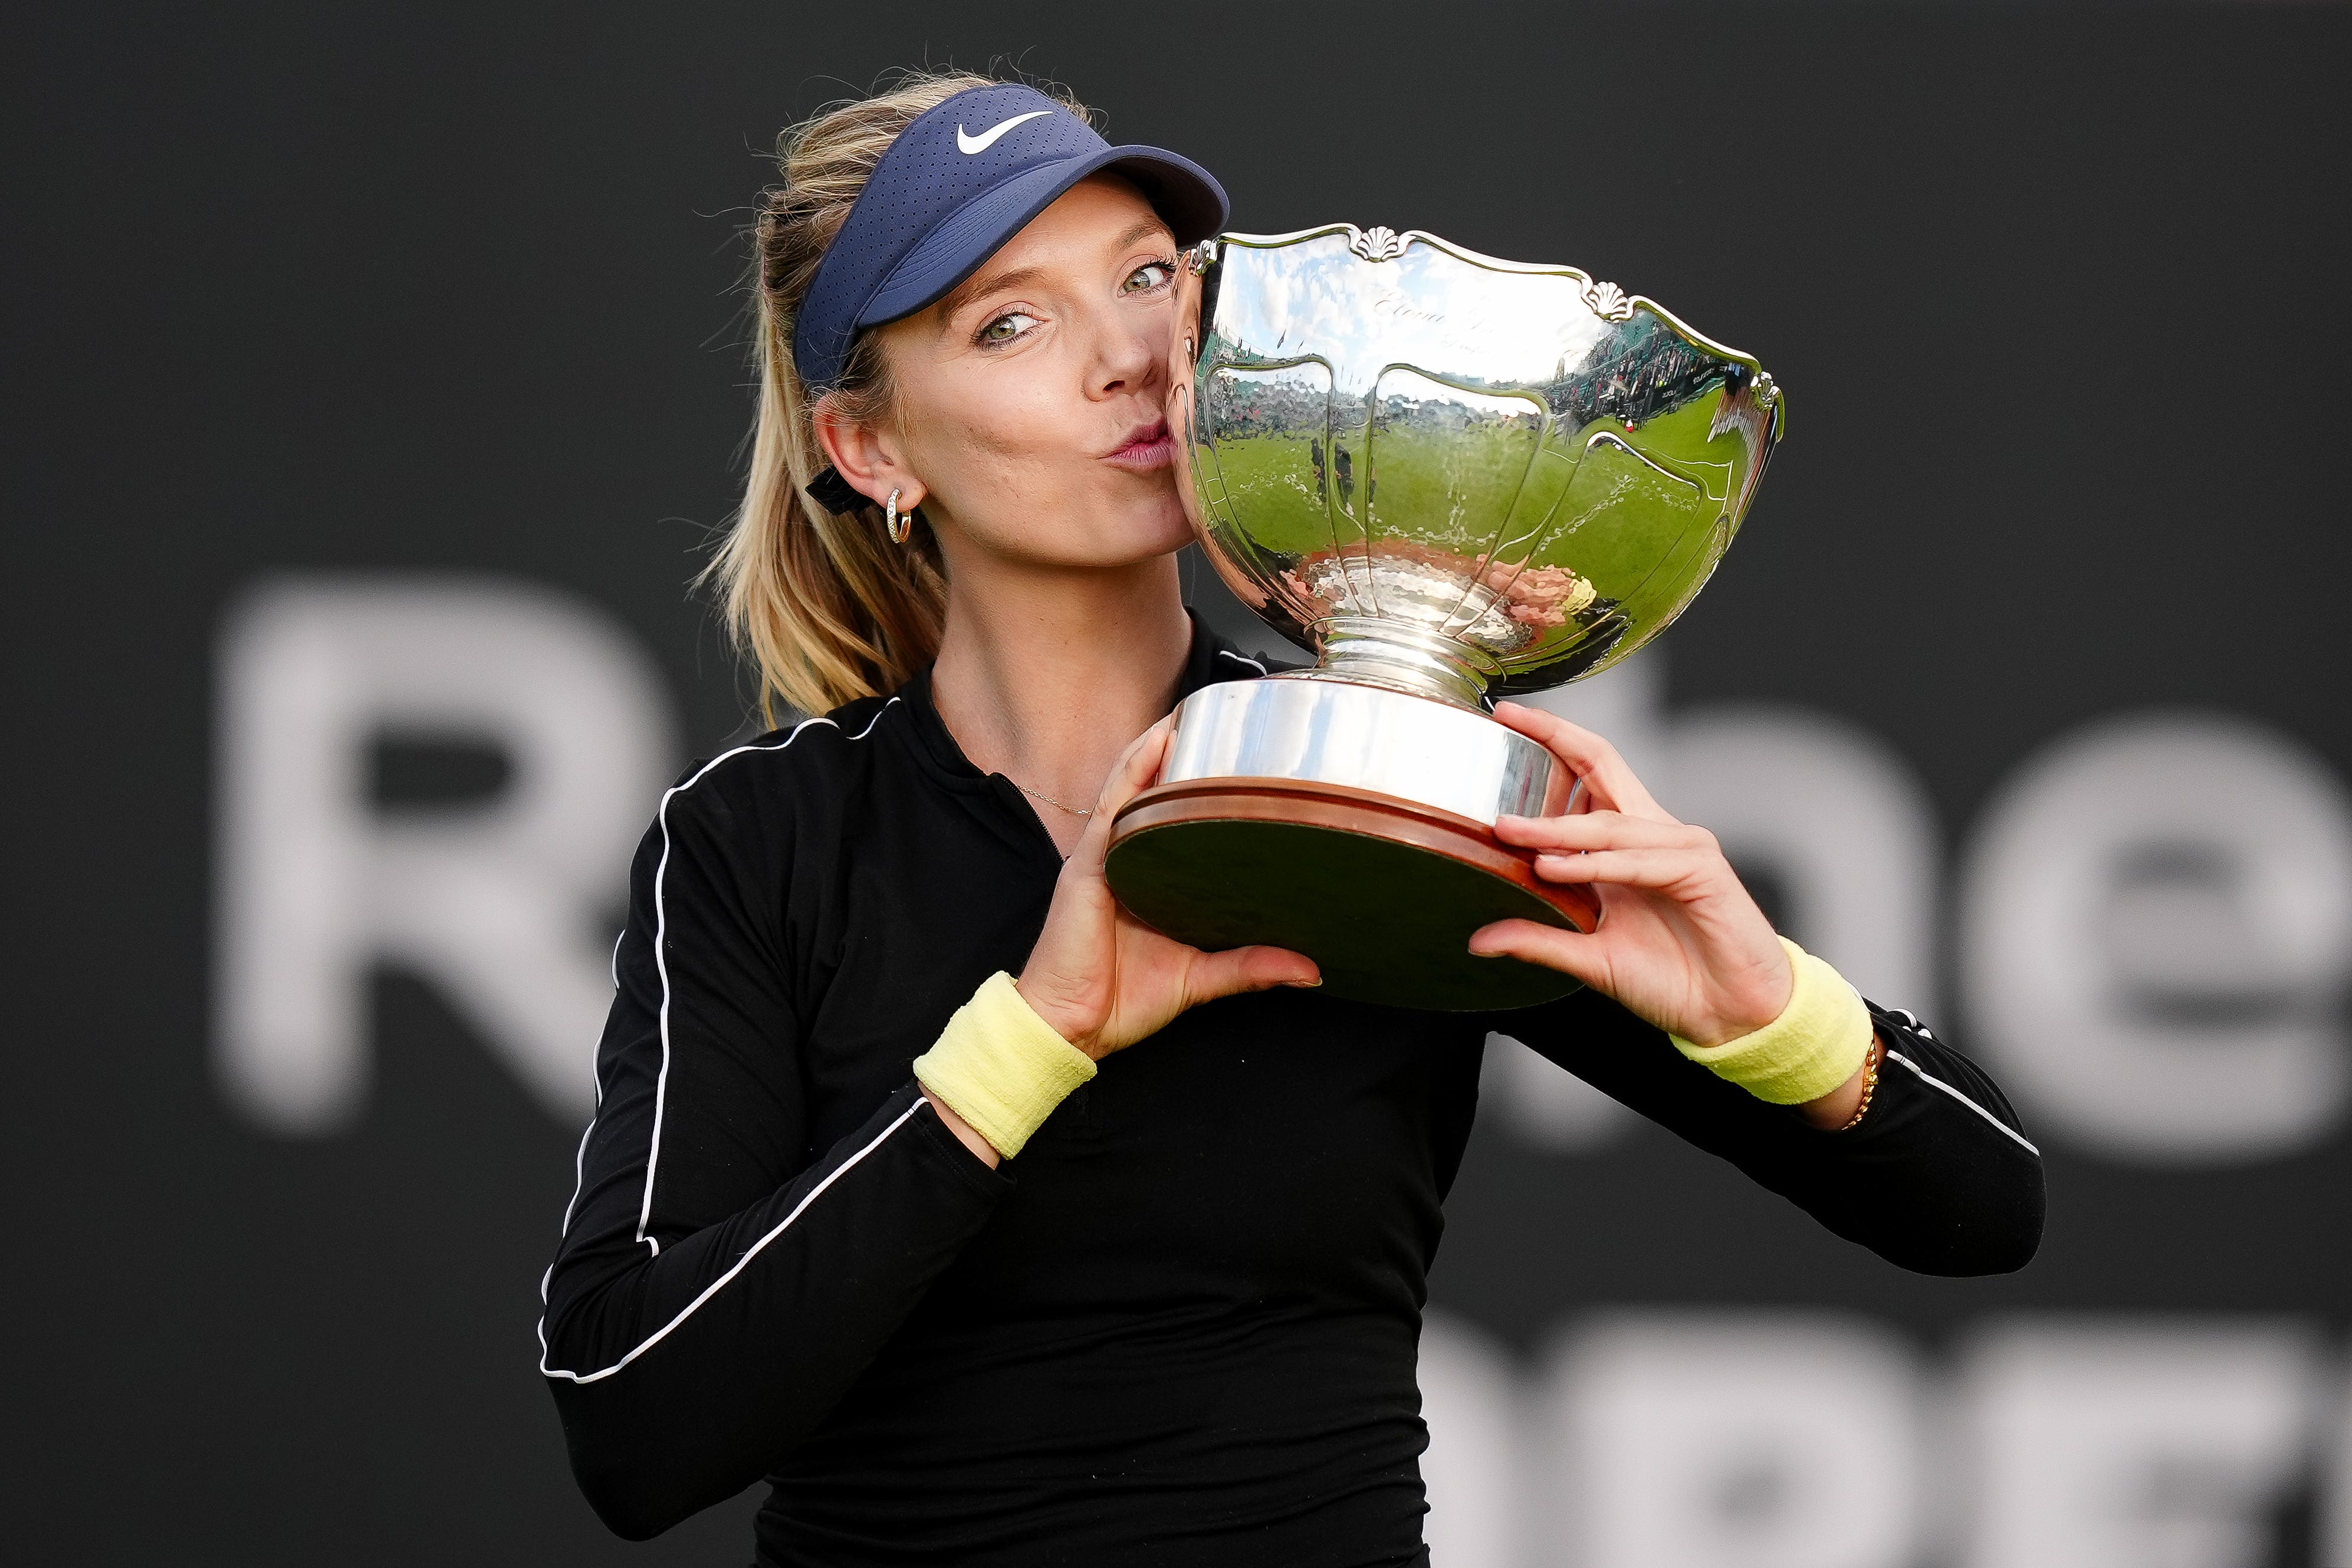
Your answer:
[1103,419,1175,470]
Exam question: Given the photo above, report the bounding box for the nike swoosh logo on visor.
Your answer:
[957,110,1052,155]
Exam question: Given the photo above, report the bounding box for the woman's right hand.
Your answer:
[1016,718,1320,1059]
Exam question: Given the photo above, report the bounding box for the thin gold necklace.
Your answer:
[1010,779,1093,817]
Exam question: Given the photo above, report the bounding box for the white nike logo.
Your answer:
[957,110,1051,155]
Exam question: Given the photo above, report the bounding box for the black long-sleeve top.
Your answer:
[539,618,2044,1566]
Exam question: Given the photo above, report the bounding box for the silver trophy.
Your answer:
[1103,224,1785,1011]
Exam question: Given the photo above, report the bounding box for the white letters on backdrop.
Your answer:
[214,577,674,1133]
[1960,715,2352,1163]
[2324,1364,2352,1568]
[215,587,2352,1163]
[1418,1310,1522,1568]
[1536,1313,1920,1568]
[1958,1320,2320,1568]
[1418,1314,2340,1568]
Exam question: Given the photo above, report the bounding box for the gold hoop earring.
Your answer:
[884,487,911,546]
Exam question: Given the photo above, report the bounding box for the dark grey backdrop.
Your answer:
[10,4,2350,1563]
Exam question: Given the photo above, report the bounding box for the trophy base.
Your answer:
[1104,776,1599,1012]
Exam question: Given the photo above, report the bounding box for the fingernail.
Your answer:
[1285,977,1322,988]
[1469,948,1500,959]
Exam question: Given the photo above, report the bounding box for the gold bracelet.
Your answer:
[1837,1038,1883,1132]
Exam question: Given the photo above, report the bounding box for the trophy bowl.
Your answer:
[1104,224,1784,1011]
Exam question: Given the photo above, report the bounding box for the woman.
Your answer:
[538,71,2043,1566]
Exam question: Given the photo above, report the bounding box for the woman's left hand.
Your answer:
[1468,701,1793,1047]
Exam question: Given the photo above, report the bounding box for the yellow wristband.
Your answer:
[912,972,1098,1159]
[1668,938,1873,1106]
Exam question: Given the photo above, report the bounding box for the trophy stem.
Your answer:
[1312,616,1499,709]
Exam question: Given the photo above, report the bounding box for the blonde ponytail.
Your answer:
[705,69,1096,724]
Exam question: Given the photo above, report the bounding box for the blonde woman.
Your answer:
[539,71,2043,1565]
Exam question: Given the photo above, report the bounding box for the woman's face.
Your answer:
[835,174,1193,570]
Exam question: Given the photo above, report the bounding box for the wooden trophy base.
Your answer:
[1103,775,1600,1012]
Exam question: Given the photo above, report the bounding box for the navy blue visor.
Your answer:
[791,83,1228,395]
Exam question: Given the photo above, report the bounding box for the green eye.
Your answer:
[980,310,1039,344]
[1124,262,1174,293]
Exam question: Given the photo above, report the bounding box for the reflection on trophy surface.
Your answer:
[1103,224,1784,1010]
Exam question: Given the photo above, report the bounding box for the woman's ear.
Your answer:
[812,397,927,513]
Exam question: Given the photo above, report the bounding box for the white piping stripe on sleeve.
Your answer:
[540,1097,925,1383]
[558,998,610,1238]
[634,698,902,1254]
[1884,1049,2041,1156]
[844,701,900,740]
[1216,649,1269,675]
[558,1115,596,1237]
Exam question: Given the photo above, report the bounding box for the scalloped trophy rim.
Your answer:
[1205,223,1789,441]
